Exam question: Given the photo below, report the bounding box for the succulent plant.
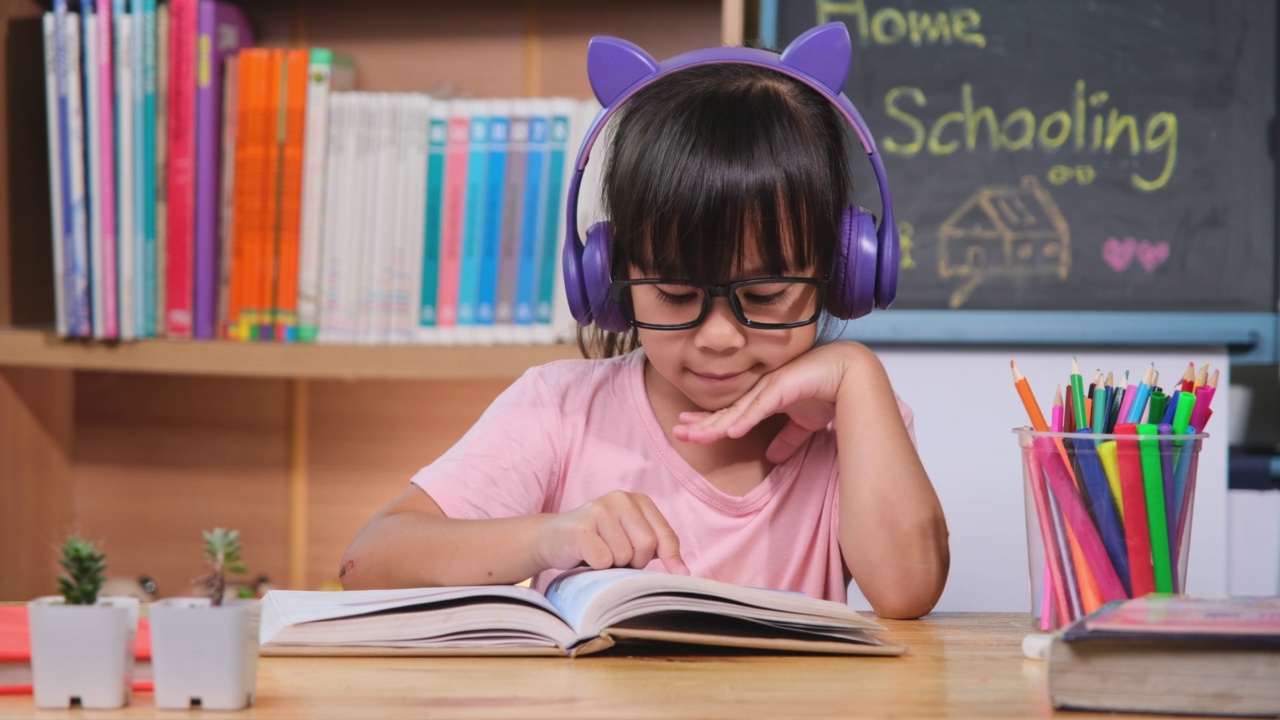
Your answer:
[57,536,107,605]
[201,528,247,606]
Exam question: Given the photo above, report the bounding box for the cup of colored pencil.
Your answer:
[1012,358,1216,631]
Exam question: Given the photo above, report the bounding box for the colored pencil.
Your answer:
[1069,357,1088,432]
[1179,361,1195,393]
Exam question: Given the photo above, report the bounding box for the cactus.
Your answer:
[57,536,107,605]
[202,528,247,606]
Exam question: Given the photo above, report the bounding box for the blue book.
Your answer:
[534,100,572,341]
[494,103,530,340]
[513,101,548,336]
[417,100,448,340]
[51,2,91,336]
[476,101,510,331]
[456,99,488,337]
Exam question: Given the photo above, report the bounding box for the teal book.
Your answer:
[417,100,448,340]
[477,101,510,330]
[534,100,572,340]
[136,0,158,337]
[456,100,489,337]
[513,100,548,335]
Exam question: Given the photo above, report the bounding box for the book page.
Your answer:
[545,569,884,643]
[260,585,577,650]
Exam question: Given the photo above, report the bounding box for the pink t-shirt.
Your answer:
[411,350,915,603]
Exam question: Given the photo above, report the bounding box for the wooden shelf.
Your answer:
[0,328,582,380]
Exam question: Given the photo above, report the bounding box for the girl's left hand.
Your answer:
[673,342,861,464]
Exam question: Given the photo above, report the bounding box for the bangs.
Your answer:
[603,65,850,284]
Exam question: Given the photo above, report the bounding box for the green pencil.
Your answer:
[1069,357,1088,431]
[1136,423,1173,593]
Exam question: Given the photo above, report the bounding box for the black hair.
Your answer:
[577,62,854,359]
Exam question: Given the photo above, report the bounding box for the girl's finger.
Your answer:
[765,419,815,464]
[593,516,635,569]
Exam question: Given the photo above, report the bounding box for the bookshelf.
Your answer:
[0,0,737,602]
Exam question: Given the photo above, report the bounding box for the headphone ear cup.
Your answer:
[874,215,899,310]
[562,228,593,325]
[582,222,631,333]
[831,206,879,319]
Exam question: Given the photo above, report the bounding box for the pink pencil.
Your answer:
[1115,371,1138,427]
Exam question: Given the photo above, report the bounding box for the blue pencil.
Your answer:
[1069,429,1132,597]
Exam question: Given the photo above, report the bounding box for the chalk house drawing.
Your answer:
[937,176,1071,309]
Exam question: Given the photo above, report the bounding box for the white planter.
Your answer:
[149,598,261,710]
[27,596,139,709]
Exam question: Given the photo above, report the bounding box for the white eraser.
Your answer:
[1022,632,1053,661]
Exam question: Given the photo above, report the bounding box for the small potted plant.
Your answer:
[149,528,261,710]
[28,536,139,709]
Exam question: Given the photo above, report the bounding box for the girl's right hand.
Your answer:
[536,491,691,575]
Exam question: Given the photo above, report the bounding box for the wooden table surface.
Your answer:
[0,612,1161,719]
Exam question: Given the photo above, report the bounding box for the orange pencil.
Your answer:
[1012,361,1050,432]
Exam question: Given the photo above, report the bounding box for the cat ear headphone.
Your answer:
[561,22,899,334]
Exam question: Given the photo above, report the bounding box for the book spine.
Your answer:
[163,0,195,337]
[296,49,351,343]
[476,100,508,341]
[513,101,548,342]
[194,1,252,339]
[256,49,285,341]
[385,96,413,344]
[65,12,92,337]
[83,8,105,338]
[317,93,352,343]
[228,48,267,340]
[456,99,488,343]
[139,0,157,337]
[42,13,68,337]
[494,101,529,342]
[114,2,136,340]
[396,95,430,344]
[416,100,448,344]
[215,53,238,339]
[435,98,470,344]
[96,0,118,339]
[534,99,571,343]
[154,0,168,337]
[273,48,309,343]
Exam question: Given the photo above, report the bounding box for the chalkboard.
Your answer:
[763,0,1277,313]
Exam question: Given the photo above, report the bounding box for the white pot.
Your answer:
[27,596,139,709]
[149,598,261,710]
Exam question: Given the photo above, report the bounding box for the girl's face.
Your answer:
[631,258,821,413]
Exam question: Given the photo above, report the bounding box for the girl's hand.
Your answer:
[535,491,691,575]
[673,342,861,464]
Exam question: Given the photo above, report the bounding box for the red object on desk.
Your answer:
[0,605,152,695]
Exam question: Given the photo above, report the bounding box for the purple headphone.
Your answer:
[562,22,899,333]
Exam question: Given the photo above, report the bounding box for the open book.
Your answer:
[259,568,905,657]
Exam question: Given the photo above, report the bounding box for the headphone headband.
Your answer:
[563,23,899,327]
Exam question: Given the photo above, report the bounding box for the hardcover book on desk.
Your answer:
[1048,596,1280,717]
[259,568,905,657]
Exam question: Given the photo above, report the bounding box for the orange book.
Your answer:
[227,49,270,341]
[274,49,310,342]
[254,50,286,342]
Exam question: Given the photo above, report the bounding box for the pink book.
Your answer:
[163,0,197,337]
[1080,596,1280,637]
[436,101,471,337]
[96,0,118,338]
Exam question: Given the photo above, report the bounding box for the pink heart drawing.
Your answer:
[1135,240,1170,273]
[1102,237,1137,272]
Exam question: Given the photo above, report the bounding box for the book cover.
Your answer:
[273,48,309,343]
[415,99,448,344]
[41,13,68,337]
[63,10,93,338]
[295,48,354,343]
[0,606,152,696]
[493,99,528,343]
[259,568,903,658]
[435,98,471,344]
[389,95,430,344]
[357,93,395,345]
[113,0,137,340]
[137,0,157,338]
[533,98,572,344]
[95,0,119,339]
[162,0,196,337]
[476,99,509,340]
[215,53,239,338]
[226,48,270,341]
[82,5,105,338]
[255,49,285,342]
[316,92,357,343]
[154,0,168,337]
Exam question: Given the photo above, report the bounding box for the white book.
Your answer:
[392,95,430,345]
[83,10,106,338]
[65,14,91,338]
[114,11,136,340]
[357,94,394,345]
[42,14,67,337]
[317,93,354,344]
[346,93,376,343]
[376,95,406,345]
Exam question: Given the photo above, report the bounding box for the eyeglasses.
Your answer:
[612,277,827,330]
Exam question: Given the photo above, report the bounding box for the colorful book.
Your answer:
[95,0,119,339]
[40,13,67,337]
[435,98,471,345]
[226,48,269,340]
[137,0,157,337]
[154,0,168,336]
[273,48,309,343]
[512,99,548,342]
[493,99,529,343]
[63,9,92,337]
[193,0,252,339]
[215,53,239,339]
[533,98,573,343]
[255,49,285,341]
[82,4,105,338]
[162,0,196,337]
[295,48,354,343]
[456,99,488,343]
[415,99,448,344]
[113,0,137,340]
[476,99,509,341]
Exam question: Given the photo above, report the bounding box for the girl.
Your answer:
[341,26,949,619]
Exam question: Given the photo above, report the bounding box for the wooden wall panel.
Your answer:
[73,373,290,597]
[0,367,73,601]
[306,378,512,590]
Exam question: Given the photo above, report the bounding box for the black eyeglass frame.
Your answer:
[611,277,829,331]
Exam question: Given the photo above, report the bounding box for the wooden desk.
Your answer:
[0,613,1125,719]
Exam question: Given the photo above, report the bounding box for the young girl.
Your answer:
[341,26,949,619]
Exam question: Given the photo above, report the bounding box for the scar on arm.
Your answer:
[339,559,355,579]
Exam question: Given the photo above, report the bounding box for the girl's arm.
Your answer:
[673,341,949,619]
[832,343,949,620]
[340,485,689,590]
